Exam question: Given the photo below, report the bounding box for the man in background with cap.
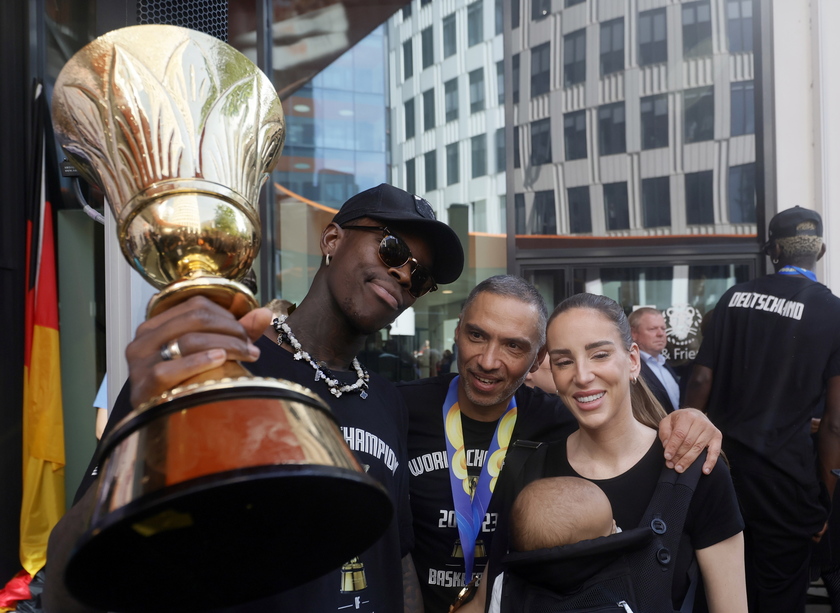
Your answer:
[686,206,840,612]
[45,184,463,613]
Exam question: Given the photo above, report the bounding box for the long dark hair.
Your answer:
[547,293,666,429]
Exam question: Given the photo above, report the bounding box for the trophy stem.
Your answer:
[147,277,258,319]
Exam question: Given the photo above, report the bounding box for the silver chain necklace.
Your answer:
[272,315,369,399]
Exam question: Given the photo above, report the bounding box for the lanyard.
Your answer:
[778,266,817,282]
[442,376,517,580]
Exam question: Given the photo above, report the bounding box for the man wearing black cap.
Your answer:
[686,206,840,613]
[45,184,463,613]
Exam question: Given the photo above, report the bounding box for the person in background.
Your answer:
[686,206,840,613]
[629,307,681,413]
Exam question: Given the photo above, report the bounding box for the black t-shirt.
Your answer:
[398,374,577,613]
[696,275,840,484]
[492,437,744,608]
[76,335,413,613]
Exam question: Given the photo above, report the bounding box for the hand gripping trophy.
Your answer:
[52,25,392,612]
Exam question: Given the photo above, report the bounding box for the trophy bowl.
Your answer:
[52,25,393,611]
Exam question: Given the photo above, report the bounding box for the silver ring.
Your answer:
[160,339,183,361]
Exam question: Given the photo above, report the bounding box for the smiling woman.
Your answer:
[492,292,748,613]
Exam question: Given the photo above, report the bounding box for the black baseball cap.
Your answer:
[332,184,465,285]
[768,206,823,241]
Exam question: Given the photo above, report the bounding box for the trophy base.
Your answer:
[65,377,393,612]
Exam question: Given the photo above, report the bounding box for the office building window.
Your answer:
[727,0,753,53]
[565,0,585,5]
[402,3,412,18]
[443,14,457,58]
[531,42,551,97]
[468,1,483,47]
[444,78,458,122]
[533,190,557,234]
[514,193,526,234]
[564,29,586,86]
[564,109,587,160]
[496,128,506,172]
[421,0,432,6]
[446,142,460,185]
[685,170,714,224]
[730,80,754,136]
[531,118,552,166]
[403,40,413,80]
[603,182,630,230]
[568,186,592,234]
[497,61,505,104]
[423,88,435,131]
[684,85,714,143]
[495,0,504,34]
[512,53,520,103]
[641,176,671,227]
[471,134,487,178]
[513,125,521,168]
[639,8,667,66]
[406,158,416,194]
[532,0,550,21]
[598,102,626,156]
[512,0,520,28]
[405,97,415,139]
[683,1,712,58]
[425,150,437,191]
[640,94,668,149]
[421,27,434,69]
[473,199,487,232]
[600,18,624,76]
[469,68,485,113]
[729,163,756,223]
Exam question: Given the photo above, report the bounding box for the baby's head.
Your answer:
[510,476,616,552]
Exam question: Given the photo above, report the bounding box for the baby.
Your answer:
[456,477,618,613]
[510,476,617,552]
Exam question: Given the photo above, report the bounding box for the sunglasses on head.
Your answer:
[340,225,438,297]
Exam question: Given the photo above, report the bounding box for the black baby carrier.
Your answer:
[496,442,706,613]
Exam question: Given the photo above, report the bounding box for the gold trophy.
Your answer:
[52,25,392,613]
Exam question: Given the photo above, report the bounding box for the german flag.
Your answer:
[20,80,65,578]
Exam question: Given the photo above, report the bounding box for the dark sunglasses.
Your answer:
[341,225,438,297]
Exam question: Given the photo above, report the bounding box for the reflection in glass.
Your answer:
[728,164,756,223]
[531,118,552,166]
[683,1,713,58]
[604,182,630,231]
[568,187,592,234]
[639,8,667,66]
[600,18,624,76]
[469,68,486,113]
[533,191,557,234]
[564,110,587,161]
[731,80,755,136]
[531,42,551,97]
[598,102,626,156]
[685,171,714,225]
[642,177,671,228]
[641,94,669,149]
[727,0,753,53]
[684,86,714,143]
[564,29,586,86]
